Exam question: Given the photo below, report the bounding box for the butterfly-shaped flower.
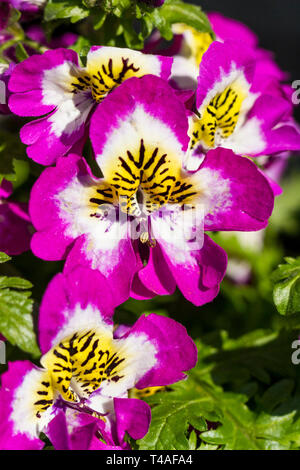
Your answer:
[0,267,197,450]
[8,46,172,165]
[29,76,274,306]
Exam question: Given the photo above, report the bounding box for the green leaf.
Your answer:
[14,42,29,62]
[0,277,33,290]
[137,380,218,450]
[137,329,300,450]
[0,289,39,357]
[0,253,39,357]
[93,11,107,30]
[158,0,214,37]
[272,257,300,316]
[44,0,89,23]
[0,253,11,264]
[69,36,91,65]
[0,130,29,186]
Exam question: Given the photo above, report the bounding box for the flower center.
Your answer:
[189,83,247,151]
[33,329,126,419]
[90,139,198,216]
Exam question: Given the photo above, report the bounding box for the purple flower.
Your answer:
[29,76,274,307]
[208,12,288,82]
[0,179,32,255]
[8,46,173,165]
[186,40,300,166]
[0,267,197,450]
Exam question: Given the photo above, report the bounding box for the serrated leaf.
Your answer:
[137,329,300,450]
[272,257,300,315]
[137,378,222,450]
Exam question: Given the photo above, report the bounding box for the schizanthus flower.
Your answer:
[8,46,172,165]
[29,76,274,306]
[0,267,197,450]
[186,40,300,163]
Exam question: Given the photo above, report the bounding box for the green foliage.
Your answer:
[137,329,300,450]
[1,0,300,452]
[272,257,300,316]
[43,0,213,50]
[44,0,89,23]
[0,253,40,357]
[0,130,30,186]
[157,0,214,39]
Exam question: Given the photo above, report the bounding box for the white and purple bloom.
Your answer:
[29,76,274,306]
[8,46,173,165]
[186,40,300,165]
[0,179,32,255]
[0,267,197,450]
[167,13,288,91]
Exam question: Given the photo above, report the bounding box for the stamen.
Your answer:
[140,231,149,244]
[139,218,156,247]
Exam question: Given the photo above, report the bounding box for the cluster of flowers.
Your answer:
[0,1,300,450]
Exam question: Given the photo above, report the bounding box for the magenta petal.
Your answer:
[124,313,198,388]
[46,411,100,450]
[201,148,275,231]
[8,48,79,94]
[130,275,157,301]
[114,398,151,443]
[46,411,71,450]
[208,12,258,48]
[0,202,32,256]
[136,244,176,297]
[0,361,44,450]
[38,267,115,354]
[90,74,190,162]
[29,154,86,260]
[196,39,255,110]
[64,233,138,308]
[0,179,13,199]
[158,234,228,307]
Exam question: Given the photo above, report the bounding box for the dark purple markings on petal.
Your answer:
[89,57,140,102]
[191,85,245,150]
[169,180,198,205]
[89,185,118,218]
[71,74,91,94]
[33,376,54,419]
[79,332,96,353]
[112,57,140,85]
